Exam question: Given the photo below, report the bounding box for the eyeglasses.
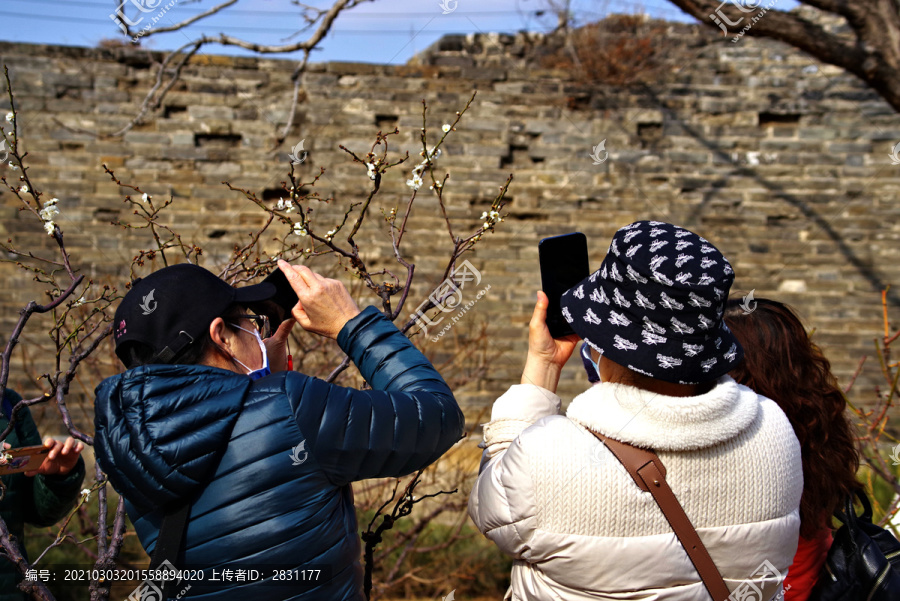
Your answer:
[236,313,272,338]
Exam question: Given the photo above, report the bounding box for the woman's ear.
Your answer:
[209,317,233,356]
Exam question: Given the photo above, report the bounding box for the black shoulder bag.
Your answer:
[811,490,900,601]
[147,503,191,599]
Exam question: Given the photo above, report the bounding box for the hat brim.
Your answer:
[234,281,277,304]
[561,274,743,384]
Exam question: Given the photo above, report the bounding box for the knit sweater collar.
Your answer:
[566,375,760,451]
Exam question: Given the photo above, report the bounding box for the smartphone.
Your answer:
[258,269,300,329]
[539,233,590,338]
[0,445,51,476]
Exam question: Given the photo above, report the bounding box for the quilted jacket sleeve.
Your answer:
[467,383,560,559]
[286,306,464,487]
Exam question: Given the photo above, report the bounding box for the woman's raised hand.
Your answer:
[277,260,361,339]
[521,290,580,392]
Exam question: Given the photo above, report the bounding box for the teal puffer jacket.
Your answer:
[93,306,464,600]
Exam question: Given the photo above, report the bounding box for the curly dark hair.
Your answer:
[724,297,861,538]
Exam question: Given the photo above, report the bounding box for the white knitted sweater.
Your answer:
[469,377,803,601]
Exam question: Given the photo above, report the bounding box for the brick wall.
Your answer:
[1,17,898,417]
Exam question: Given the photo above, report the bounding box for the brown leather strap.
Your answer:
[591,431,731,601]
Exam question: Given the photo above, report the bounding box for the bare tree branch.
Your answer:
[132,0,240,39]
[663,0,900,112]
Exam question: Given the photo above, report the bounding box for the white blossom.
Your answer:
[407,175,423,190]
[292,223,307,236]
[44,221,55,235]
[4,112,12,123]
[141,193,150,203]
[325,228,336,240]
[8,162,17,171]
[80,488,91,500]
[39,198,59,221]
[366,162,377,180]
[442,124,451,133]
[20,185,28,194]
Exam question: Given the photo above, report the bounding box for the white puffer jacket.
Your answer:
[469,377,803,601]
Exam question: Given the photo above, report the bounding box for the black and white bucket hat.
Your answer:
[560,221,743,384]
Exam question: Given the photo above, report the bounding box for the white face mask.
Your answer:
[228,323,271,380]
[581,342,603,384]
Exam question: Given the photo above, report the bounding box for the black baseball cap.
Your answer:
[113,263,276,365]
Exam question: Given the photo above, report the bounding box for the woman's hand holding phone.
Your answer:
[521,291,580,393]
[24,437,83,477]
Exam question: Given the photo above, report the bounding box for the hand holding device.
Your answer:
[277,260,361,339]
[521,291,581,392]
[23,437,84,477]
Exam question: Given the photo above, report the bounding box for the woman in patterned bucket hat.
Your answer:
[469,221,803,601]
[561,220,742,384]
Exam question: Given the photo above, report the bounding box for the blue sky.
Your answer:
[1,0,699,64]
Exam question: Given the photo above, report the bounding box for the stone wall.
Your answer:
[1,15,899,419]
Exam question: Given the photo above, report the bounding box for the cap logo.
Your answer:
[139,289,158,315]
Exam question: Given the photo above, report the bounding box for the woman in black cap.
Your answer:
[94,260,464,600]
[469,221,803,601]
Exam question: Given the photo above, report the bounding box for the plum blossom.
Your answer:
[366,159,379,181]
[479,208,503,229]
[39,198,59,222]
